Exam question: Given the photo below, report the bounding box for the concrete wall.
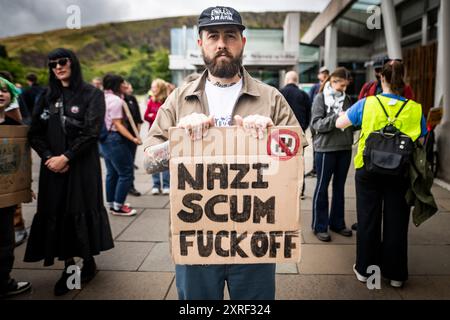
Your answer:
[435,0,450,183]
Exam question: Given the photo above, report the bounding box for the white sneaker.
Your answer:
[353,264,367,283]
[151,188,160,195]
[162,188,170,195]
[390,280,404,288]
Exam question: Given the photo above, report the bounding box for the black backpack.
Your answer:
[363,96,415,176]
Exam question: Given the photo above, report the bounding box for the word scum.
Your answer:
[173,163,299,260]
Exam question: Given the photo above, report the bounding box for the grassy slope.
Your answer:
[0,12,317,79]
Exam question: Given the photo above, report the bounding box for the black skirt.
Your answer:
[24,144,114,266]
[25,85,114,266]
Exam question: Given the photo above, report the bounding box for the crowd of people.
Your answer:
[0,47,175,298]
[0,5,436,300]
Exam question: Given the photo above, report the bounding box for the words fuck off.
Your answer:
[175,163,298,259]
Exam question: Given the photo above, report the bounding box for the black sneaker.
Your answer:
[314,231,331,242]
[305,170,317,178]
[351,223,358,231]
[128,187,141,197]
[0,279,32,299]
[54,268,72,296]
[330,227,353,237]
[81,258,97,284]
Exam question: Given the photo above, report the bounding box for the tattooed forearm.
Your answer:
[144,141,170,174]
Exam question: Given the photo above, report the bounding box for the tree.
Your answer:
[0,57,25,82]
[0,45,8,59]
[149,48,170,82]
[128,48,170,94]
[128,60,152,94]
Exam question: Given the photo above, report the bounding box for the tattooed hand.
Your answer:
[234,115,274,140]
[144,141,170,175]
[177,112,215,141]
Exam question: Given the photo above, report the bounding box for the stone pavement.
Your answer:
[9,123,450,300]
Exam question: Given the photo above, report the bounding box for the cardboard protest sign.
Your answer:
[169,126,303,264]
[0,125,32,208]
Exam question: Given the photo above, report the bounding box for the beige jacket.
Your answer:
[144,68,307,149]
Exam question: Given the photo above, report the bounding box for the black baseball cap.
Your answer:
[198,6,246,31]
[374,56,389,69]
[373,56,404,71]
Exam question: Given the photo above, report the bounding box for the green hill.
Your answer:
[0,12,317,91]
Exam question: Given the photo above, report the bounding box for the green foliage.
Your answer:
[30,68,49,86]
[0,57,25,82]
[139,44,154,55]
[127,48,170,94]
[149,48,170,82]
[0,57,48,86]
[127,60,152,95]
[0,45,7,58]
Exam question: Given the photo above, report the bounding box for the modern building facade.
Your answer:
[302,0,450,184]
[169,13,304,88]
[168,2,450,182]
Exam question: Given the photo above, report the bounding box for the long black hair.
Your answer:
[47,48,83,102]
[102,74,125,95]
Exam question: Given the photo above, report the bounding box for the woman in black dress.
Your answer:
[25,48,114,296]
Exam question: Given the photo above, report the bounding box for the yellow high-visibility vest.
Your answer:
[354,95,423,169]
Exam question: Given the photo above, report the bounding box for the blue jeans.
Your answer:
[152,171,170,189]
[312,150,352,233]
[100,132,134,205]
[175,264,276,300]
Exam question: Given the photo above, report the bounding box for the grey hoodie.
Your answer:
[310,92,354,152]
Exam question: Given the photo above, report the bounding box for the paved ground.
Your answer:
[9,116,450,300]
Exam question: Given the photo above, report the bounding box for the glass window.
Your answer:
[427,7,439,42]
[299,44,320,62]
[298,44,320,84]
[170,29,183,56]
[248,70,280,88]
[401,19,422,38]
[299,63,319,84]
[171,28,198,56]
[244,29,284,53]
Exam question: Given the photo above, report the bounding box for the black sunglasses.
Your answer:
[48,58,70,69]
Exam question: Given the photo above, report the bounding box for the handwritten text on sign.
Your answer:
[169,127,303,264]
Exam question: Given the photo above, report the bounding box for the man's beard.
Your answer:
[202,48,243,79]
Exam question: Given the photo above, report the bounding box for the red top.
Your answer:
[144,97,163,127]
[358,80,415,100]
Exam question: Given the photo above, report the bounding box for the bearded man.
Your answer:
[143,6,305,300]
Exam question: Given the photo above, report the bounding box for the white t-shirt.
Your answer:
[205,79,242,127]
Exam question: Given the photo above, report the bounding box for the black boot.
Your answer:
[81,257,97,284]
[54,259,76,296]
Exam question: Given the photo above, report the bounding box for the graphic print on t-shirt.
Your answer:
[215,115,232,127]
[205,79,242,127]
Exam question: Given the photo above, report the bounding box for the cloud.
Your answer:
[0,0,129,38]
[0,0,330,38]
[125,0,330,20]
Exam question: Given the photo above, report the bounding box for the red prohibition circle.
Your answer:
[267,129,300,161]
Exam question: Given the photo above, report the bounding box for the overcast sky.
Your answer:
[0,0,330,38]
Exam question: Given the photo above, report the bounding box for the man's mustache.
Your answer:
[214,50,233,59]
